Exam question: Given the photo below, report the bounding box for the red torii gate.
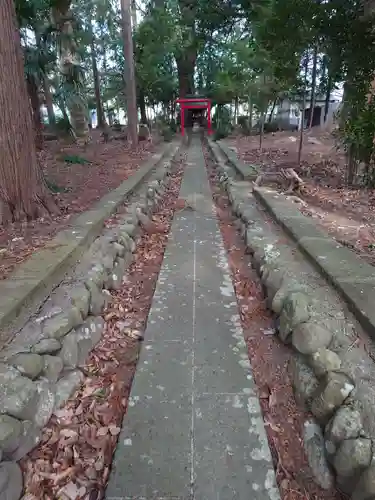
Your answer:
[176,97,212,136]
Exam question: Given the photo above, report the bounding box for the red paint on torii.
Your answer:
[176,98,212,136]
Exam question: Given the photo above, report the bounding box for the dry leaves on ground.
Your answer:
[205,146,343,500]
[20,158,186,499]
[229,130,375,268]
[0,130,158,280]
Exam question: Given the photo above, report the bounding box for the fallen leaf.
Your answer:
[108,425,121,436]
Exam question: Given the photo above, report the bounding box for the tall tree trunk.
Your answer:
[176,49,196,132]
[90,26,105,129]
[0,0,57,223]
[52,2,89,141]
[268,98,277,123]
[131,0,137,28]
[259,75,266,150]
[248,93,253,131]
[121,0,138,146]
[35,30,56,127]
[139,90,147,124]
[26,74,43,150]
[309,44,318,129]
[234,97,239,125]
[298,54,309,166]
[43,76,56,127]
[324,74,332,122]
[176,53,196,97]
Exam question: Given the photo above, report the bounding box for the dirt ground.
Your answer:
[227,129,375,267]
[0,130,158,280]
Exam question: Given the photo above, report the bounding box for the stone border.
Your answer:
[252,187,375,341]
[216,139,259,180]
[0,141,179,345]
[0,146,180,499]
[214,138,375,341]
[207,138,375,499]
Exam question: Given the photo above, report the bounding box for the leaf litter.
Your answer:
[20,153,186,499]
[0,129,159,281]
[229,130,375,268]
[204,145,344,500]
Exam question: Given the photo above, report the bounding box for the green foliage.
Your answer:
[60,153,90,164]
[213,105,232,140]
[55,116,72,133]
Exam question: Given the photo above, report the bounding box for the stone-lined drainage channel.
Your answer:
[19,152,187,499]
[203,144,344,500]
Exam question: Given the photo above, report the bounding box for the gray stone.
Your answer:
[32,338,61,355]
[85,263,106,290]
[0,415,22,454]
[309,348,341,377]
[352,464,375,500]
[102,253,115,273]
[263,268,284,307]
[279,291,311,343]
[42,355,63,383]
[303,420,334,490]
[0,461,23,500]
[289,355,319,409]
[135,209,151,228]
[34,380,55,428]
[333,438,372,477]
[271,281,305,315]
[42,308,82,339]
[325,405,362,455]
[105,257,126,290]
[311,372,355,423]
[113,242,126,258]
[89,286,108,315]
[55,370,84,409]
[119,222,137,239]
[118,231,136,253]
[10,420,41,461]
[61,317,104,369]
[69,284,90,319]
[0,363,39,420]
[9,353,44,380]
[292,322,333,355]
[60,332,79,368]
[0,323,43,361]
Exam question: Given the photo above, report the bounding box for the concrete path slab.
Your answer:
[106,138,280,500]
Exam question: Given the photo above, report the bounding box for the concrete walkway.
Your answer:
[106,138,280,500]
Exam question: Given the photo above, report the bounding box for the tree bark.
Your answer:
[26,74,43,151]
[324,75,332,122]
[121,0,138,146]
[139,90,148,124]
[268,97,277,123]
[0,0,57,223]
[176,52,196,97]
[43,76,56,127]
[298,54,309,166]
[234,97,239,125]
[308,44,318,129]
[131,0,137,28]
[90,26,106,129]
[248,94,253,131]
[35,30,56,128]
[52,2,89,141]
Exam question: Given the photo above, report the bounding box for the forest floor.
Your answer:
[227,128,375,267]
[0,130,158,281]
